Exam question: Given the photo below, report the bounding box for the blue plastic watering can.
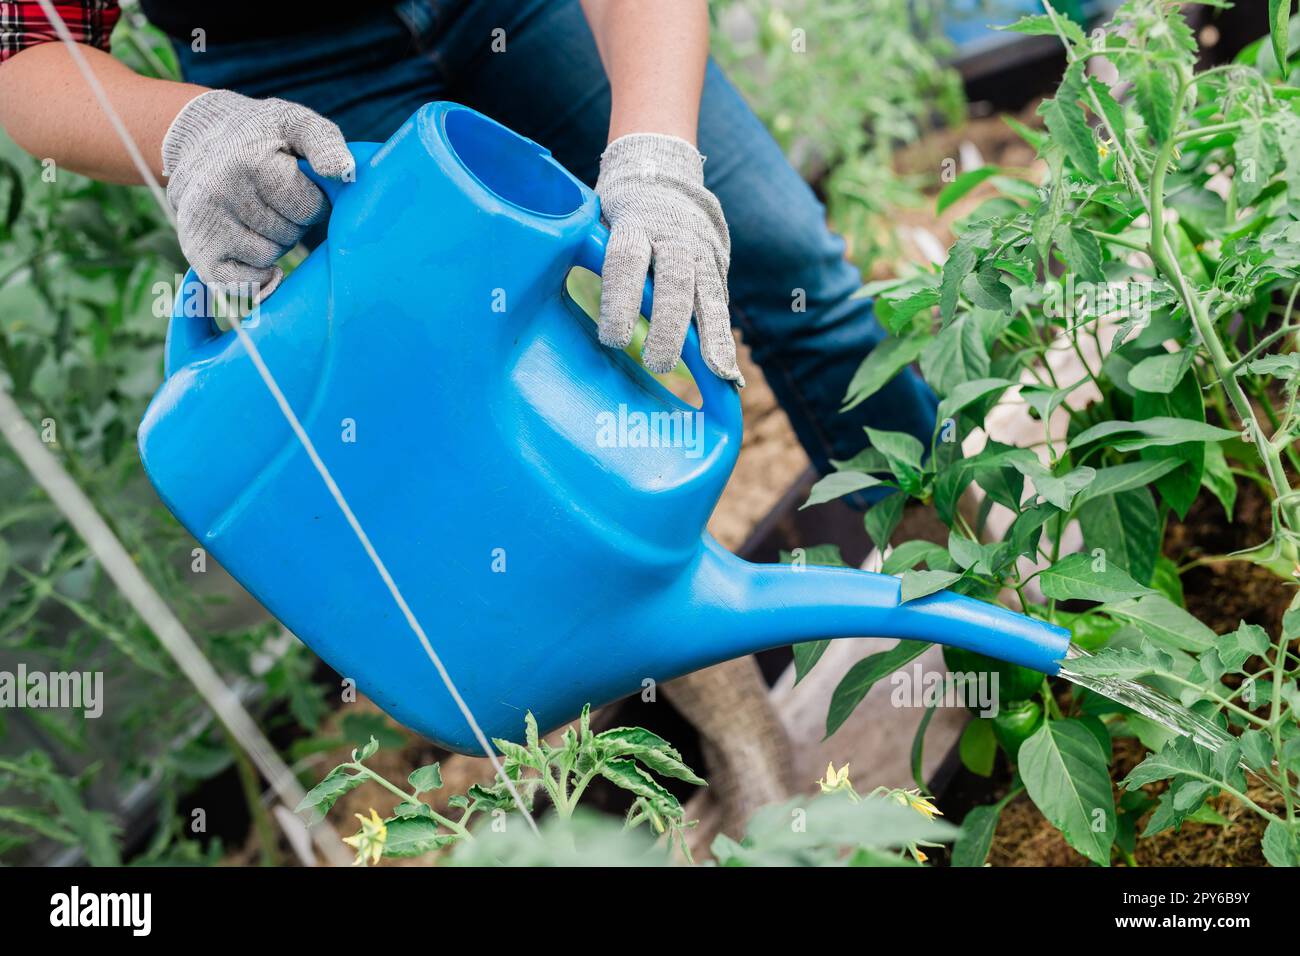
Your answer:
[138,103,1069,753]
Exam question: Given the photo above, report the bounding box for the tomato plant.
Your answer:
[802,0,1300,867]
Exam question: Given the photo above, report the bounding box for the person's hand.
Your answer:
[161,90,354,301]
[595,133,743,386]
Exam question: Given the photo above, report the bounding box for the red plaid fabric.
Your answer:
[0,1,121,63]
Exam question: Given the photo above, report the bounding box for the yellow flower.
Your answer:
[818,761,853,794]
[914,848,928,863]
[899,789,942,821]
[1098,140,1111,159]
[341,808,388,866]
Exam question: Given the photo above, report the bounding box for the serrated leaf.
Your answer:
[1021,719,1115,865]
[294,767,363,824]
[1038,61,1101,182]
[1135,70,1175,143]
[998,13,1085,45]
[408,763,444,793]
[599,758,681,815]
[1263,820,1300,867]
[1039,552,1155,604]
[1054,224,1105,282]
[825,640,932,738]
[940,240,979,324]
[1270,0,1293,83]
[1062,645,1177,682]
[383,816,453,858]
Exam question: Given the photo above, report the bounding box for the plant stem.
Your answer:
[1145,72,1300,534]
[348,763,472,840]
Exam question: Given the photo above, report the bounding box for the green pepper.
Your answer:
[992,700,1044,763]
[942,646,1044,704]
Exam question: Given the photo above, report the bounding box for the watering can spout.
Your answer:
[690,539,1071,675]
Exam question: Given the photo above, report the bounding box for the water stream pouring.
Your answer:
[138,103,1071,753]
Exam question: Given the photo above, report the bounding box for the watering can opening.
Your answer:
[442,107,584,218]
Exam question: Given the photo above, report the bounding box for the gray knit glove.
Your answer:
[595,133,743,385]
[162,90,354,301]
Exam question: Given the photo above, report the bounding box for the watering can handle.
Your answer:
[162,145,382,374]
[573,223,743,442]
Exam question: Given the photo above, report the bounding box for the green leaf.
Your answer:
[794,640,830,684]
[356,735,379,761]
[1067,417,1237,451]
[921,313,990,394]
[1054,224,1105,283]
[1073,459,1181,508]
[1128,350,1192,394]
[1135,372,1205,519]
[295,766,363,824]
[1263,821,1300,867]
[1020,719,1116,866]
[1038,61,1101,183]
[940,240,978,324]
[900,568,964,603]
[935,377,1015,426]
[1270,0,1293,81]
[877,289,941,335]
[825,640,932,738]
[383,816,453,858]
[1135,70,1175,144]
[880,539,948,575]
[999,13,1086,45]
[1038,552,1155,604]
[843,334,930,411]
[864,491,906,551]
[959,718,997,778]
[1014,461,1095,511]
[408,763,444,793]
[802,471,885,509]
[493,738,535,768]
[951,802,1003,867]
[866,427,925,473]
[1104,595,1216,653]
[1061,644,1178,682]
[937,167,1002,214]
[597,727,704,785]
[599,759,680,816]
[1078,487,1160,585]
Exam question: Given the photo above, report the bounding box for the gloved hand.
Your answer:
[161,90,354,301]
[595,133,743,386]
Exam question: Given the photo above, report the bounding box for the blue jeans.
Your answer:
[173,0,938,483]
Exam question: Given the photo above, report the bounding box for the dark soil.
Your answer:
[1165,481,1293,638]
